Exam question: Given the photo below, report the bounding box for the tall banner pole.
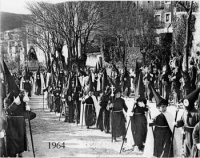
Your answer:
[110,85,114,142]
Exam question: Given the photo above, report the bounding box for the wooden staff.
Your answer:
[110,85,115,142]
[119,117,131,154]
[168,108,179,157]
[81,96,85,129]
[148,111,157,156]
[43,91,44,111]
[119,101,137,154]
[28,111,35,157]
[59,96,65,121]
[81,101,85,129]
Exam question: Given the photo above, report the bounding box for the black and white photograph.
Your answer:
[0,0,200,157]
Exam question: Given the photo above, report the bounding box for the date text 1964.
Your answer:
[48,142,65,149]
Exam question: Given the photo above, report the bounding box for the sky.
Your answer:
[0,0,70,14]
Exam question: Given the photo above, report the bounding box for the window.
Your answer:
[155,14,161,22]
[166,14,170,22]
[165,13,171,23]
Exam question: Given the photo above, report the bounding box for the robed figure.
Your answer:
[80,74,99,128]
[110,88,128,142]
[34,66,45,95]
[20,66,33,97]
[131,72,148,152]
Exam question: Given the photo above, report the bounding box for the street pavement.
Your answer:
[23,95,183,157]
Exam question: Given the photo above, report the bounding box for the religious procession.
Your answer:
[1,1,200,158]
[1,52,200,157]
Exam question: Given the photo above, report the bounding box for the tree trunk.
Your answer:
[184,1,193,72]
[0,49,3,117]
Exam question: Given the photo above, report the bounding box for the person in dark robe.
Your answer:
[196,64,200,87]
[35,67,41,95]
[23,67,32,97]
[110,88,128,142]
[175,87,200,157]
[112,63,121,89]
[49,84,55,112]
[149,85,173,157]
[191,121,200,157]
[161,65,170,101]
[181,71,192,98]
[53,86,61,113]
[82,89,96,129]
[121,67,131,97]
[170,66,182,103]
[131,96,148,152]
[97,86,111,133]
[66,95,75,123]
[189,60,197,92]
[143,66,153,102]
[4,90,36,157]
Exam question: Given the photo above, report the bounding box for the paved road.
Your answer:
[23,95,183,157]
[23,95,143,157]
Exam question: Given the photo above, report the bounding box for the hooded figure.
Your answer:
[4,90,36,157]
[34,66,45,95]
[130,72,148,152]
[96,69,110,132]
[35,66,41,95]
[161,65,171,101]
[143,85,174,157]
[111,88,128,142]
[189,59,197,92]
[81,78,99,128]
[121,67,131,97]
[181,71,192,98]
[20,66,33,97]
[3,61,20,96]
[134,72,145,99]
[176,87,200,157]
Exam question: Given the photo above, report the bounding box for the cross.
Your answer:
[111,85,115,97]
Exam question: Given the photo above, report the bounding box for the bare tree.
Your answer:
[101,1,159,67]
[175,1,198,71]
[26,1,106,70]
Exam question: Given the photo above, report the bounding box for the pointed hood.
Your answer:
[3,61,20,96]
[123,66,130,79]
[102,69,109,92]
[85,73,93,93]
[166,62,171,74]
[135,60,140,77]
[183,87,200,111]
[75,74,81,92]
[94,63,99,74]
[150,85,168,107]
[135,72,145,99]
[47,56,51,73]
[99,58,103,69]
[112,63,119,75]
[36,66,40,76]
[24,66,30,80]
[86,73,93,85]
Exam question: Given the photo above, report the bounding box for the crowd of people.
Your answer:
[2,52,200,157]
